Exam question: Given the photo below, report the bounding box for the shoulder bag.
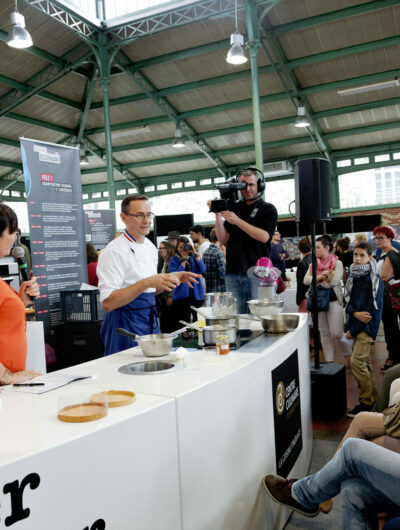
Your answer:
[383,401,400,438]
[307,286,331,312]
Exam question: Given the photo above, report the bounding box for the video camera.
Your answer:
[209,178,247,213]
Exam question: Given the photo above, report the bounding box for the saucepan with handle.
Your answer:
[116,327,186,357]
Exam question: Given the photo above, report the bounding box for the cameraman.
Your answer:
[169,236,206,330]
[208,168,277,313]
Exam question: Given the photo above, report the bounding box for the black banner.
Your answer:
[21,138,87,332]
[84,209,116,250]
[271,350,302,478]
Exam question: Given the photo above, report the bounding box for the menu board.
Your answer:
[84,209,116,249]
[21,138,87,332]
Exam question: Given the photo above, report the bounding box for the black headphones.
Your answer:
[236,167,265,194]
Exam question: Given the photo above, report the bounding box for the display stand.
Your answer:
[309,222,347,420]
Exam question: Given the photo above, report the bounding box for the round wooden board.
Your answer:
[58,403,107,423]
[89,390,136,407]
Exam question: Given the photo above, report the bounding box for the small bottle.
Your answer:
[216,334,230,355]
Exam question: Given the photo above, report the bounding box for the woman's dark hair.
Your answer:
[0,203,18,237]
[336,236,350,252]
[316,234,333,251]
[177,236,189,246]
[354,241,373,256]
[298,237,311,254]
[86,243,98,264]
[373,225,394,239]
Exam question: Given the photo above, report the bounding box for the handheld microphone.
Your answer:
[11,246,33,298]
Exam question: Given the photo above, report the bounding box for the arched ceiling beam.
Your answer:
[0,44,93,117]
[115,51,228,178]
[272,0,400,36]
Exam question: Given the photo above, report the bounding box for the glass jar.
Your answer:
[215,334,230,355]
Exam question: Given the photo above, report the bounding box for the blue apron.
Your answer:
[100,292,160,355]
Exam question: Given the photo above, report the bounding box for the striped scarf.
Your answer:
[344,260,380,309]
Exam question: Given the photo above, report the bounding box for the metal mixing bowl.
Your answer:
[135,333,175,357]
[259,314,299,333]
[247,299,284,317]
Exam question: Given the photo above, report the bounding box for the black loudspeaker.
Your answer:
[310,363,347,420]
[294,158,331,223]
[54,321,104,368]
[153,214,194,241]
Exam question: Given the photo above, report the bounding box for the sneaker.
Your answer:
[262,474,320,518]
[346,402,374,418]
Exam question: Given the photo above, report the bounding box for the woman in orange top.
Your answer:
[0,204,41,385]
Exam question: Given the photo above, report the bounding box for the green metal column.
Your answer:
[245,1,263,172]
[97,36,115,209]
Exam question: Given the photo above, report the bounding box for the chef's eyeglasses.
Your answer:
[126,212,154,220]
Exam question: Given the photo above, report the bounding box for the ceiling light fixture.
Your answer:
[7,1,33,49]
[111,126,149,138]
[79,144,89,165]
[226,0,247,65]
[172,125,185,148]
[337,78,400,96]
[294,102,310,128]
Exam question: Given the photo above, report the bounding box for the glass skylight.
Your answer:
[56,0,197,25]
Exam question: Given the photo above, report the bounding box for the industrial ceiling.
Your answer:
[0,0,400,209]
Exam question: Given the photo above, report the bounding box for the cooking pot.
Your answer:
[240,314,299,333]
[116,328,182,357]
[179,321,237,346]
[191,306,238,328]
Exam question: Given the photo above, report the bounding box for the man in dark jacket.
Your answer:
[344,241,383,417]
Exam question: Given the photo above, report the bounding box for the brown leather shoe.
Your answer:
[262,474,320,518]
[319,499,333,514]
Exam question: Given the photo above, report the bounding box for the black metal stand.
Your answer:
[310,222,320,368]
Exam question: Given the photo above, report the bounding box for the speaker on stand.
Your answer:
[294,158,347,420]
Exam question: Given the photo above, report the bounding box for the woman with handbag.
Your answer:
[304,234,351,362]
[374,225,400,371]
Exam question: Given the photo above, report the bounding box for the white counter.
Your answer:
[0,314,312,530]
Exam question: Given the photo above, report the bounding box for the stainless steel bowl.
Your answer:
[247,298,284,317]
[135,333,175,357]
[259,314,299,333]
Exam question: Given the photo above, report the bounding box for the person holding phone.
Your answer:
[169,236,206,331]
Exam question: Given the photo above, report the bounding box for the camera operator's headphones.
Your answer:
[236,167,265,194]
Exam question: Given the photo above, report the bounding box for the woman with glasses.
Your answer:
[169,236,206,332]
[374,225,400,370]
[157,241,176,332]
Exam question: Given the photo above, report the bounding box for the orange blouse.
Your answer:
[0,278,27,372]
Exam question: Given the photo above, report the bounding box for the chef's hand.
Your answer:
[19,275,40,306]
[174,271,201,288]
[221,211,239,225]
[150,273,180,292]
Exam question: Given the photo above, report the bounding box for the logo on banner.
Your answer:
[271,350,302,478]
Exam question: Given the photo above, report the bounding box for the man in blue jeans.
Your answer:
[263,438,400,529]
[210,168,277,314]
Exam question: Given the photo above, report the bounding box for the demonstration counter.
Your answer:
[0,314,312,530]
